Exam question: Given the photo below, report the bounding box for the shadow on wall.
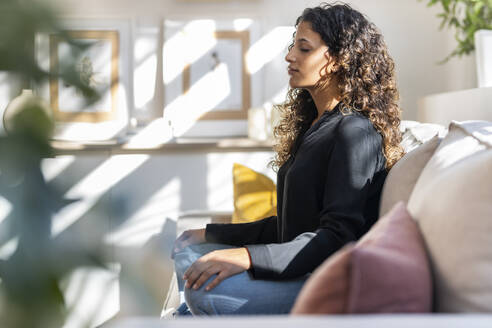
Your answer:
[33,153,209,324]
[0,151,213,326]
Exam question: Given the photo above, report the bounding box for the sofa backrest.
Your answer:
[407,120,492,312]
[379,136,441,217]
[379,121,446,217]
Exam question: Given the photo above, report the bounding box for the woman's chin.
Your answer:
[289,80,300,89]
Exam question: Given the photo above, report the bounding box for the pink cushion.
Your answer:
[291,201,432,314]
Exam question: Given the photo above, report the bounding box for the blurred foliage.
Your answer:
[419,0,492,63]
[0,1,106,327]
[0,0,100,102]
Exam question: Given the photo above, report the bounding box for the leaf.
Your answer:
[442,0,451,12]
[474,2,484,14]
[422,0,492,62]
[449,16,460,27]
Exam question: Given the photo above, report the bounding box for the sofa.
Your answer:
[106,119,492,327]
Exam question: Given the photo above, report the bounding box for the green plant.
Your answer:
[0,1,105,327]
[0,0,100,100]
[420,0,492,63]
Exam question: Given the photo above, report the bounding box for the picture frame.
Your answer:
[35,19,132,141]
[163,18,261,138]
[181,30,251,120]
[49,30,119,122]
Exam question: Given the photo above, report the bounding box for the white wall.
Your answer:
[39,0,477,121]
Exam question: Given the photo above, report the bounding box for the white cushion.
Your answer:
[379,136,441,217]
[407,120,492,312]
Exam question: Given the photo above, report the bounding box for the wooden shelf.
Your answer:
[51,137,274,155]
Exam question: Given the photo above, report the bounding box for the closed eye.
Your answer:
[300,48,310,52]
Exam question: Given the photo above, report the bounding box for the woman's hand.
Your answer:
[183,248,251,292]
[172,229,206,258]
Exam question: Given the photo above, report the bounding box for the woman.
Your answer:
[172,2,404,315]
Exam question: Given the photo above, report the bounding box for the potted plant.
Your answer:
[420,0,492,86]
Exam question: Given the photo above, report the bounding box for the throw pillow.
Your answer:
[231,163,277,224]
[379,136,441,216]
[407,120,492,312]
[291,201,432,314]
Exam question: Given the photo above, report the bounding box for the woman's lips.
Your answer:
[288,68,298,75]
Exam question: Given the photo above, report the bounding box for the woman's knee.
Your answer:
[185,282,244,315]
[184,286,210,315]
[184,274,249,315]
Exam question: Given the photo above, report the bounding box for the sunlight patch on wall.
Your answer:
[162,28,187,85]
[41,155,75,182]
[105,178,180,247]
[233,18,252,31]
[0,72,11,133]
[0,237,18,260]
[52,155,149,236]
[62,265,119,328]
[271,85,290,104]
[165,64,231,136]
[246,26,294,74]
[123,118,173,148]
[183,20,218,64]
[263,84,290,111]
[134,31,158,109]
[0,196,12,225]
[206,154,235,211]
[163,20,217,85]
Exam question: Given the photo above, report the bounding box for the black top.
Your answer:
[206,103,387,280]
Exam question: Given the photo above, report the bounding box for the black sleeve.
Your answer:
[205,215,278,246]
[246,118,381,279]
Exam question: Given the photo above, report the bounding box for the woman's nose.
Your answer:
[285,49,295,63]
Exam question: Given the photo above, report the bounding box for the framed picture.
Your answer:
[35,19,131,141]
[49,30,119,122]
[163,18,261,137]
[182,30,250,120]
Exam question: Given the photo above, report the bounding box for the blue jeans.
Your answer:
[174,243,308,315]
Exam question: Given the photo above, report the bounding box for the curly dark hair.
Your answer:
[271,2,404,171]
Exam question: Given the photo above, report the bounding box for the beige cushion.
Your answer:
[407,120,492,312]
[379,136,441,216]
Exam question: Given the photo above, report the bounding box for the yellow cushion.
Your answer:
[232,163,277,224]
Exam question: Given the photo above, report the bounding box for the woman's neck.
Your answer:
[307,79,341,122]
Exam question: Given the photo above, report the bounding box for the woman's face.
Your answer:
[285,21,335,89]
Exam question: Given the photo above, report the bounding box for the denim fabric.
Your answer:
[174,243,308,315]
